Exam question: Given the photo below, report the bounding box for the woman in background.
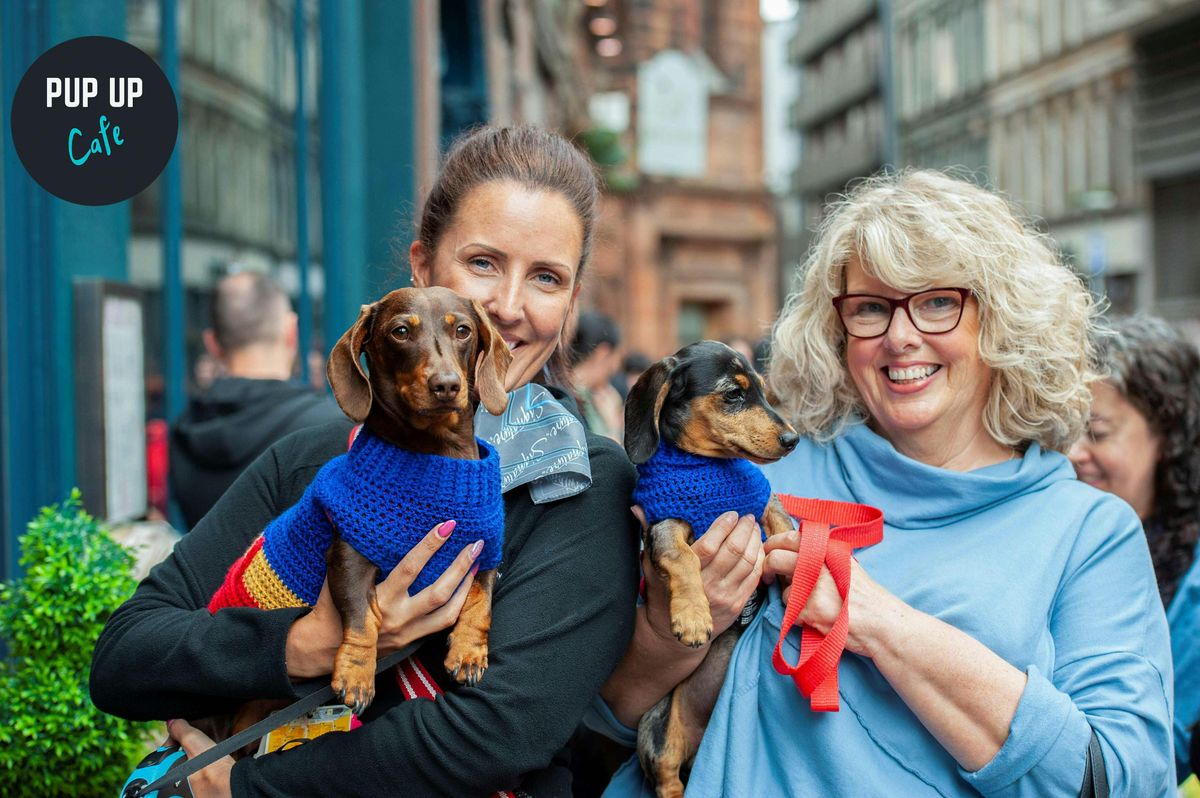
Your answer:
[1070,313,1200,784]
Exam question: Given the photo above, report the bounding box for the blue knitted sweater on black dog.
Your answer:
[633,442,771,538]
[261,427,504,604]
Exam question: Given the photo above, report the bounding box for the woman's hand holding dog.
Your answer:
[601,509,764,727]
[637,508,765,646]
[286,520,481,680]
[762,530,900,660]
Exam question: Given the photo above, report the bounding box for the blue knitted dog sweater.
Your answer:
[260,428,504,604]
[633,442,772,538]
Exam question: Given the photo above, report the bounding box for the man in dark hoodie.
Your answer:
[170,272,345,529]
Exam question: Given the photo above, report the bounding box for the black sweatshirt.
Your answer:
[91,416,640,797]
[170,377,346,529]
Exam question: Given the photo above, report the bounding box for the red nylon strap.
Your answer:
[771,495,884,712]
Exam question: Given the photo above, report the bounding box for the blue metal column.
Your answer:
[160,0,185,424]
[319,0,368,347]
[1,0,129,577]
[363,0,415,293]
[0,1,52,579]
[294,0,312,384]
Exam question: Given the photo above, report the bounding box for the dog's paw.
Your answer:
[444,630,489,686]
[332,644,376,715]
[655,780,686,798]
[670,605,713,648]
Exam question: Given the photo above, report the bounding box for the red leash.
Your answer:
[771,495,884,712]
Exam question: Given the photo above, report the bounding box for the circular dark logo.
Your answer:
[10,36,178,206]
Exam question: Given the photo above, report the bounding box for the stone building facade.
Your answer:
[583,0,779,358]
[788,0,893,253]
[894,0,1200,320]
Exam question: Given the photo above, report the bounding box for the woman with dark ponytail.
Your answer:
[1070,314,1200,784]
[92,126,641,797]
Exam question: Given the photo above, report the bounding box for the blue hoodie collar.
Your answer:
[768,422,1075,530]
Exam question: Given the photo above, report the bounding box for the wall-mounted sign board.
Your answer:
[74,280,147,523]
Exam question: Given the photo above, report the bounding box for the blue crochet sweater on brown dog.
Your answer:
[260,427,505,604]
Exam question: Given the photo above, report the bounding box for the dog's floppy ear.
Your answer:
[327,302,377,422]
[624,357,677,465]
[470,299,512,416]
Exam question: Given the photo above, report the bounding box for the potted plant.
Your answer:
[0,490,152,797]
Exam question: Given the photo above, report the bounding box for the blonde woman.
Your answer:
[602,171,1172,797]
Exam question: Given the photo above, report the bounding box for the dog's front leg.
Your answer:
[445,568,496,686]
[646,519,712,648]
[327,533,382,715]
[761,494,795,539]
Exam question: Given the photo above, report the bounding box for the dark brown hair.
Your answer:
[415,125,599,389]
[1097,315,1200,607]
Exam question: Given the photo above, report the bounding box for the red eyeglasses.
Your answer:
[831,288,973,339]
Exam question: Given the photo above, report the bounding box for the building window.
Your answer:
[1105,272,1137,315]
[678,301,714,346]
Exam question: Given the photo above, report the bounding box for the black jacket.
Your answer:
[170,377,346,528]
[92,410,640,796]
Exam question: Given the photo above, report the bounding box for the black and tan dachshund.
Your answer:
[625,340,798,798]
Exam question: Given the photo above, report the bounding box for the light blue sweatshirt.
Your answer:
[601,424,1174,797]
[1169,548,1200,781]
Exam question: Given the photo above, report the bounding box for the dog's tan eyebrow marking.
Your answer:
[734,374,750,390]
[407,315,420,327]
[444,313,456,326]
[714,376,739,392]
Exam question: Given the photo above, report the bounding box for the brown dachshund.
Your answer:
[197,287,511,753]
[324,286,511,709]
[624,340,798,798]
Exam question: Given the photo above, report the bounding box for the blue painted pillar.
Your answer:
[363,0,415,294]
[294,0,312,384]
[161,0,185,423]
[319,0,368,348]
[0,0,130,578]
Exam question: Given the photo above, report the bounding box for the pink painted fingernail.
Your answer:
[470,540,484,558]
[438,520,457,538]
[469,563,480,578]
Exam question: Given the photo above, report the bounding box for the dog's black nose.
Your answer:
[429,372,461,399]
[779,431,799,451]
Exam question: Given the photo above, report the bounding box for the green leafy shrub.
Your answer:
[0,490,152,797]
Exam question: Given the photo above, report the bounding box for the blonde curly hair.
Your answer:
[769,169,1098,453]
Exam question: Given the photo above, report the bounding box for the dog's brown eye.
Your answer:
[392,325,409,342]
[723,388,745,404]
[455,324,471,340]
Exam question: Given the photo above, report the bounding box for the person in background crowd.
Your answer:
[92,125,640,797]
[752,336,771,376]
[617,351,651,400]
[1069,314,1200,785]
[570,310,625,442]
[170,272,344,529]
[599,170,1173,796]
